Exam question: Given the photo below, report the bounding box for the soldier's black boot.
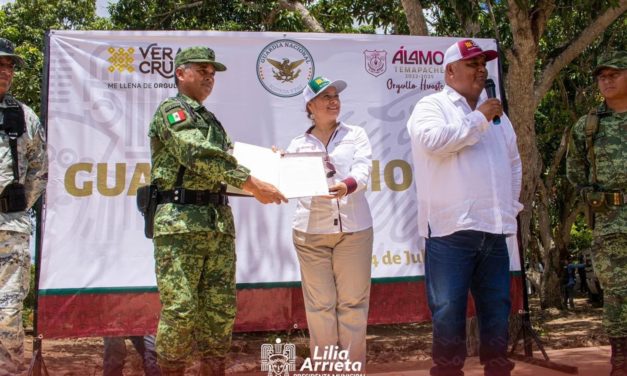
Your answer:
[610,337,627,376]
[198,357,226,376]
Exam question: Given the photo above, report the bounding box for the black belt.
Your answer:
[159,188,229,206]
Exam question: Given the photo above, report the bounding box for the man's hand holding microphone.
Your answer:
[479,78,502,125]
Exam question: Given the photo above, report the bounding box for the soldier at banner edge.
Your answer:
[0,37,48,376]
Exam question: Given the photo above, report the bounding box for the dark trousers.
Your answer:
[426,230,512,376]
[103,336,161,376]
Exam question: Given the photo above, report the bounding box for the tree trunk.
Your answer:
[277,0,324,32]
[504,0,555,252]
[541,246,563,309]
[400,0,429,35]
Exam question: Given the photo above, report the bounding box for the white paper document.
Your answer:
[228,142,330,199]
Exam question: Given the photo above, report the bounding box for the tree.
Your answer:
[108,1,310,32]
[0,0,112,113]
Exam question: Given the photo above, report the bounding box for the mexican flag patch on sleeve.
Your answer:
[167,110,187,125]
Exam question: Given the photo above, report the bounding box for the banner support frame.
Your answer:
[29,29,52,376]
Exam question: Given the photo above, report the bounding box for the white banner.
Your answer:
[41,30,519,291]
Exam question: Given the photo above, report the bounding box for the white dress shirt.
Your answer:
[286,122,373,234]
[406,85,523,238]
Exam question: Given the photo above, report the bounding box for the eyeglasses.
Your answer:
[324,155,336,178]
[0,62,15,72]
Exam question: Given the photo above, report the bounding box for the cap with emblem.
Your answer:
[0,37,25,67]
[442,39,498,68]
[303,76,347,103]
[174,46,226,71]
[593,51,627,76]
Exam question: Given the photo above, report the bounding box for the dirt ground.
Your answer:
[22,295,606,375]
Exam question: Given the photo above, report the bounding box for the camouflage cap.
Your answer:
[593,51,626,76]
[0,37,25,66]
[174,46,226,71]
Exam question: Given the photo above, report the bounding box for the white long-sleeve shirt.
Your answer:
[406,85,523,238]
[286,122,373,234]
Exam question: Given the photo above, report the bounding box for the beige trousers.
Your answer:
[293,227,373,367]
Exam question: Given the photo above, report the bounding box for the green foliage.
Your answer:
[535,12,625,234]
[569,216,593,251]
[23,265,35,329]
[0,0,112,114]
[108,0,405,34]
[109,1,293,31]
[310,0,408,34]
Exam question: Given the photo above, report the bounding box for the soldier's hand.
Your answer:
[242,176,288,204]
[477,98,503,124]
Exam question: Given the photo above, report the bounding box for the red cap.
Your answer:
[443,39,498,67]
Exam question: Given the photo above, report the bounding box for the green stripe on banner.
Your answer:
[38,272,520,295]
[372,276,424,284]
[236,281,302,289]
[38,286,158,296]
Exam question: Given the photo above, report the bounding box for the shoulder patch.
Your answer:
[165,109,187,125]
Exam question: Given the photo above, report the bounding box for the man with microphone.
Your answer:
[406,39,523,376]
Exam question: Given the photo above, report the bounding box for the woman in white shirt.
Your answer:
[286,76,373,369]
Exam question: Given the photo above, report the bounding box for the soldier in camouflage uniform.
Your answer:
[0,38,47,376]
[567,51,626,376]
[149,46,286,376]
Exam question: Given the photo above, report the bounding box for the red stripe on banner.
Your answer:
[37,277,523,338]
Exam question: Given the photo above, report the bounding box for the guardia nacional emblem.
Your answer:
[257,39,315,97]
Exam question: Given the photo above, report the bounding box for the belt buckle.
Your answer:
[606,192,624,206]
[611,192,624,206]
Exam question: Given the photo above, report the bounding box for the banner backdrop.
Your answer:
[39,30,521,338]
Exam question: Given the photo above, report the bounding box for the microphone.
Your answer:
[484,79,501,125]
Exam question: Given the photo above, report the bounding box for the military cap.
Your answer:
[593,51,626,76]
[0,37,25,66]
[174,46,226,71]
